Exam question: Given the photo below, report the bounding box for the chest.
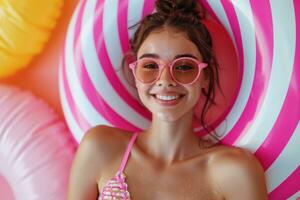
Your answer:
[126,169,221,200]
[98,156,224,200]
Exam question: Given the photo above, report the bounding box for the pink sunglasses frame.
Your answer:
[129,57,208,85]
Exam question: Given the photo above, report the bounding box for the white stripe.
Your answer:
[81,0,150,129]
[236,1,296,150]
[65,0,110,129]
[103,0,123,71]
[102,0,139,99]
[288,190,300,200]
[59,63,84,142]
[128,0,145,38]
[265,121,300,192]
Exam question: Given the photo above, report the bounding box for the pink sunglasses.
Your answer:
[129,57,208,85]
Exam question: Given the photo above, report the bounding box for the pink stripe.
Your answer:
[254,0,300,171]
[255,64,300,170]
[142,0,155,18]
[221,0,274,145]
[61,51,90,132]
[93,1,151,121]
[269,166,300,199]
[117,0,130,53]
[72,0,140,131]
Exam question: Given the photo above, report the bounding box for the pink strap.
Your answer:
[118,132,139,172]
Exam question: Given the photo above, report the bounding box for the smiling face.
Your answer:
[135,27,207,122]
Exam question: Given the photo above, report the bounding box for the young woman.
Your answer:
[67,0,268,199]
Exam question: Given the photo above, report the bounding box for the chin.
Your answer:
[155,112,184,122]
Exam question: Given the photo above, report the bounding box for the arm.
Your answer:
[210,147,268,200]
[67,126,110,200]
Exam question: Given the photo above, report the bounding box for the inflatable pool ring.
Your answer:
[0,0,64,78]
[0,85,76,199]
[59,0,239,144]
[59,0,300,199]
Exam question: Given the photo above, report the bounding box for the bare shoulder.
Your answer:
[81,125,131,165]
[67,125,130,199]
[207,145,268,200]
[82,125,129,148]
[208,145,265,174]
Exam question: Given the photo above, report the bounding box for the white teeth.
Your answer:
[155,95,180,101]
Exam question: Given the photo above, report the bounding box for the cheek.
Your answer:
[136,83,151,101]
[136,82,147,93]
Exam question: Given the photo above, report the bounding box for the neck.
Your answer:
[137,110,201,166]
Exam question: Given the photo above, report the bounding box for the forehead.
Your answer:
[137,28,202,60]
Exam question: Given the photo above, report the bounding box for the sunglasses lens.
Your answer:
[134,58,201,84]
[172,58,199,84]
[135,59,160,83]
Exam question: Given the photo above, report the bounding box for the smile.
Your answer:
[156,95,180,100]
[151,94,185,106]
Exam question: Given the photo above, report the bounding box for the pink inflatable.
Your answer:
[60,0,300,199]
[0,85,76,199]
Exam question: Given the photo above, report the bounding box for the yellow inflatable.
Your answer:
[0,0,64,78]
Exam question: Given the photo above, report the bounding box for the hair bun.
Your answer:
[155,0,199,15]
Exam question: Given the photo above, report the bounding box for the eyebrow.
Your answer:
[174,54,198,60]
[138,53,159,59]
[138,53,198,60]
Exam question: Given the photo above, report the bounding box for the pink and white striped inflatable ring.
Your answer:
[59,1,300,199]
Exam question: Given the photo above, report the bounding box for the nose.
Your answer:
[155,66,177,87]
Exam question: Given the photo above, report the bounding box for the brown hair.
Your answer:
[122,0,224,146]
